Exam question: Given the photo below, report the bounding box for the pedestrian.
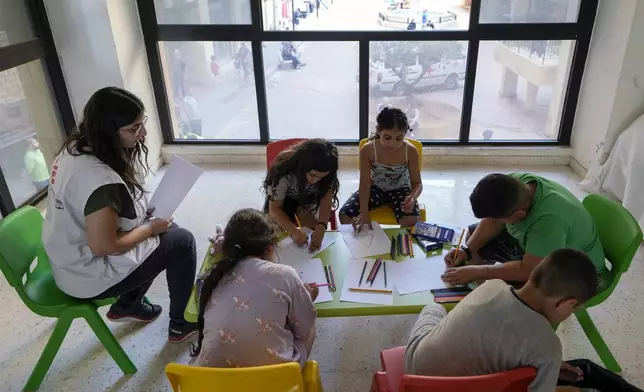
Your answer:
[182,89,202,136]
[210,54,219,81]
[421,9,429,28]
[23,137,49,191]
[407,19,417,30]
[171,49,187,98]
[237,43,251,81]
[281,41,303,69]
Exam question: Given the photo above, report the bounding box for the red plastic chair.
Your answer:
[371,346,536,392]
[266,139,338,230]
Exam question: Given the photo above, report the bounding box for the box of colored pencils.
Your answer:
[409,232,444,253]
[410,222,455,243]
[431,287,472,304]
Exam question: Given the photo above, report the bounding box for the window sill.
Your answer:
[161,144,571,166]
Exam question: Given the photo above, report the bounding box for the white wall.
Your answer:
[106,0,163,170]
[571,0,644,172]
[45,0,122,119]
[45,0,163,170]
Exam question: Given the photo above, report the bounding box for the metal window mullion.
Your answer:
[358,39,370,142]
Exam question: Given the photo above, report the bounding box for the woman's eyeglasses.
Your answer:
[123,116,148,136]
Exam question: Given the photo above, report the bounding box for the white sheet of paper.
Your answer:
[280,258,333,304]
[387,252,449,295]
[149,156,204,219]
[339,223,392,259]
[340,258,393,306]
[275,228,336,264]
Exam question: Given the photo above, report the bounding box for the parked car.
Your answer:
[370,43,467,96]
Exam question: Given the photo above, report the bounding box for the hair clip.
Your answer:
[234,244,242,250]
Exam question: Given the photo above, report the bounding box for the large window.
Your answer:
[263,41,359,140]
[138,0,598,145]
[0,0,74,216]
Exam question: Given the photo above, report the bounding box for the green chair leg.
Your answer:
[24,315,73,391]
[575,308,621,373]
[83,308,137,375]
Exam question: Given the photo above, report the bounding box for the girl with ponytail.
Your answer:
[190,208,318,368]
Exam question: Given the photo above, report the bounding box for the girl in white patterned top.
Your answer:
[190,209,319,368]
[262,139,339,252]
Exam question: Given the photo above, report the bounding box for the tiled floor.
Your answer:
[1,165,643,391]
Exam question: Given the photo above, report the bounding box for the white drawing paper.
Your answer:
[280,258,333,304]
[149,156,204,219]
[387,252,449,295]
[339,223,392,259]
[275,228,336,264]
[340,258,394,306]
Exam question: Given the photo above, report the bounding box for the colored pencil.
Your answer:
[358,260,368,287]
[383,261,387,287]
[453,229,466,266]
[366,259,377,283]
[370,258,383,287]
[309,283,332,288]
[430,287,472,293]
[434,296,466,304]
[432,290,471,298]
[323,265,331,290]
[349,288,393,294]
[328,265,336,292]
[406,234,413,257]
[401,234,406,255]
[409,234,415,257]
[397,233,403,256]
[390,236,396,259]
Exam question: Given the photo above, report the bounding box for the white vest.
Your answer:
[42,151,159,298]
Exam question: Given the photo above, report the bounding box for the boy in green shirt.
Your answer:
[443,173,608,290]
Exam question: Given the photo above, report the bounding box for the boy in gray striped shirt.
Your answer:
[405,249,598,392]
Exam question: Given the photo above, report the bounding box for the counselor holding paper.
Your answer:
[42,87,199,343]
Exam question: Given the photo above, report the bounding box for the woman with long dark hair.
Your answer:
[42,87,197,343]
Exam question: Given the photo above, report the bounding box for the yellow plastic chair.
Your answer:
[166,361,323,392]
[358,138,427,225]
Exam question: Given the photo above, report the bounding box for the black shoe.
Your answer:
[168,321,198,343]
[106,297,162,323]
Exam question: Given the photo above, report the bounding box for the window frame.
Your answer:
[137,0,598,147]
[0,0,74,215]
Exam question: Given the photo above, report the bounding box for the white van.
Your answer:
[370,44,467,96]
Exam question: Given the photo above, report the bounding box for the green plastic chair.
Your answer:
[574,194,643,373]
[0,206,137,391]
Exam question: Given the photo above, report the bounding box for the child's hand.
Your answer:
[304,283,319,302]
[208,224,224,254]
[559,362,583,382]
[291,228,309,247]
[309,226,325,253]
[402,195,415,213]
[352,213,373,233]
